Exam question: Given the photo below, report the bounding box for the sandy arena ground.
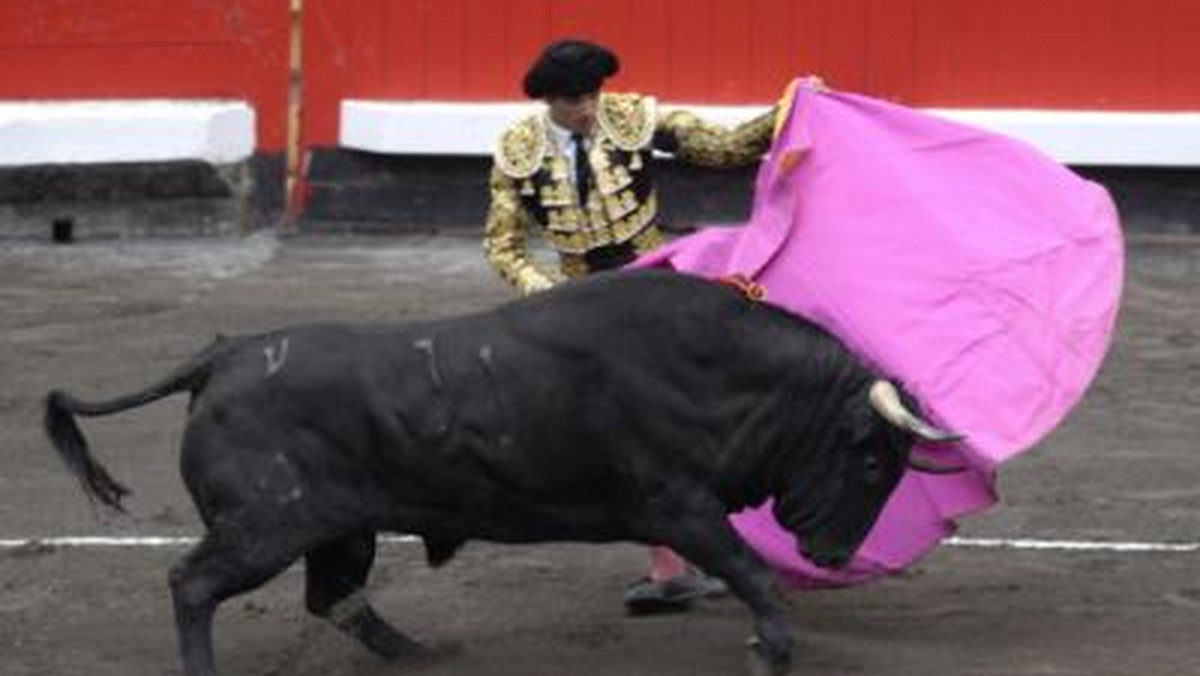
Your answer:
[2,232,1198,676]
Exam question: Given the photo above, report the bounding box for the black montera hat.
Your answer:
[523,40,620,99]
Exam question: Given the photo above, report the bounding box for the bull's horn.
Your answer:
[907,453,968,475]
[868,381,963,443]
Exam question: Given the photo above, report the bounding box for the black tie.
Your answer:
[572,132,591,204]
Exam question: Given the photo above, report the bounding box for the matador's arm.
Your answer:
[482,165,562,294]
[654,105,778,168]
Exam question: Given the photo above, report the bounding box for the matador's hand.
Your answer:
[800,75,830,92]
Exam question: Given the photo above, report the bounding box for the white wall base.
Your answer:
[4,98,1193,168]
[929,108,1200,167]
[0,100,255,167]
[341,99,1200,167]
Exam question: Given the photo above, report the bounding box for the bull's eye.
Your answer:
[863,455,883,484]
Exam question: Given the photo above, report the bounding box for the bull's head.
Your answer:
[774,380,963,569]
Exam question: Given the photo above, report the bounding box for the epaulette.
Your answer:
[494,114,548,179]
[597,93,657,152]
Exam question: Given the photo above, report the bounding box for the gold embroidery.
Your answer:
[494,114,548,179]
[558,227,666,278]
[596,163,633,195]
[483,165,562,294]
[546,207,584,231]
[602,190,638,221]
[545,193,659,255]
[658,106,775,167]
[549,155,569,182]
[597,93,657,151]
[540,181,573,207]
[559,254,589,279]
[488,92,714,292]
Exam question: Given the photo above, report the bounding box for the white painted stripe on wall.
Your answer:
[1,535,1197,554]
[340,99,1200,167]
[0,99,256,166]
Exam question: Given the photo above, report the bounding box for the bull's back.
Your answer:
[425,272,840,489]
[180,271,854,529]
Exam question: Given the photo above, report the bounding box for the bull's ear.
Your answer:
[868,381,964,443]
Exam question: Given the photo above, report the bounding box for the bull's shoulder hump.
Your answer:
[521,269,744,321]
[584,271,829,336]
[590,269,735,301]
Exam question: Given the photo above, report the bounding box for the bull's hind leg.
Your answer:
[305,531,427,659]
[169,532,304,676]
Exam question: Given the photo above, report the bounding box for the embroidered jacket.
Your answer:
[484,92,776,293]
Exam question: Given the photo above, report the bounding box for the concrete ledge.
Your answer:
[339,100,777,157]
[930,108,1200,167]
[0,100,255,167]
[341,101,535,157]
[341,99,1200,167]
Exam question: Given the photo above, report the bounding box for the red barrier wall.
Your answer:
[3,2,1197,156]
[303,0,1200,147]
[0,0,291,151]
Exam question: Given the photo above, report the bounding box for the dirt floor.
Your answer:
[1,232,1198,676]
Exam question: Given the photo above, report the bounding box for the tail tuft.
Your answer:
[44,390,131,511]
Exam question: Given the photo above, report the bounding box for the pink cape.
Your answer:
[633,84,1124,587]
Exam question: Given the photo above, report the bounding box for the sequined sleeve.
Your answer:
[482,164,562,294]
[655,105,777,168]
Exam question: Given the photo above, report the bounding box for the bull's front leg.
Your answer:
[641,493,794,676]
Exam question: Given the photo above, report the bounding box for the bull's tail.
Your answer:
[43,337,232,511]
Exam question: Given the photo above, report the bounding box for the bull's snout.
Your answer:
[799,539,852,569]
[809,551,851,569]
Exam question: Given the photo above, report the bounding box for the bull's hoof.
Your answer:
[744,638,792,676]
[388,639,464,667]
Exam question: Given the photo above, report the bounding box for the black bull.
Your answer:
[44,269,961,676]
